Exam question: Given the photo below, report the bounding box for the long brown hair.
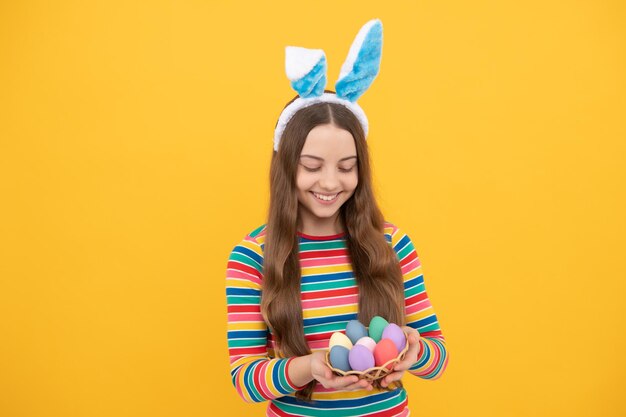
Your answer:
[261,92,405,401]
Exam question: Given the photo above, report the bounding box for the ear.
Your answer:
[335,19,383,102]
[285,46,327,98]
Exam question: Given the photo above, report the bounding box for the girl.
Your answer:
[226,19,448,417]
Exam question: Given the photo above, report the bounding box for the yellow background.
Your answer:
[1,1,625,416]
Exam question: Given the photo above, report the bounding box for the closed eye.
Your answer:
[302,166,321,172]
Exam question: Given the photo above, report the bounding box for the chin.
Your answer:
[302,202,342,219]
[311,209,340,219]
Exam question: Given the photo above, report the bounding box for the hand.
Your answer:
[380,326,421,388]
[310,351,373,391]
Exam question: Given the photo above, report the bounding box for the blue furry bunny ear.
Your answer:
[285,46,327,98]
[335,19,383,102]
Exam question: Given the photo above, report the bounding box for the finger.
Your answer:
[403,327,420,342]
[403,329,419,346]
[396,345,415,362]
[343,379,373,391]
[381,371,404,387]
[314,370,342,387]
[329,375,359,389]
[402,325,420,335]
[394,346,419,371]
[403,335,421,357]
[406,336,421,359]
[393,360,412,372]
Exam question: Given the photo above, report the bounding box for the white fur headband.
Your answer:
[273,19,383,151]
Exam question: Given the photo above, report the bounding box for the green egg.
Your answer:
[368,316,389,342]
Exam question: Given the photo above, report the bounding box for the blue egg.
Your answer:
[345,320,368,344]
[329,345,352,372]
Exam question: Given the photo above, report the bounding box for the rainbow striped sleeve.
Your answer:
[226,234,301,402]
[388,223,449,380]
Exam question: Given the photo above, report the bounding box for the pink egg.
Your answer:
[381,323,407,352]
[373,339,399,369]
[355,336,377,352]
[348,344,375,371]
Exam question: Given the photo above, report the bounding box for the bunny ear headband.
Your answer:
[273,19,383,151]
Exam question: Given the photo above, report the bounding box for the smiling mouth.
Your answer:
[311,192,340,202]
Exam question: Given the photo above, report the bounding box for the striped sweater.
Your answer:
[226,222,448,417]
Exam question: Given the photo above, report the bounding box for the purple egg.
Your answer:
[355,336,377,352]
[348,344,375,371]
[381,323,407,352]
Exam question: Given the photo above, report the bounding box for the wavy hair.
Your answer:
[261,92,405,401]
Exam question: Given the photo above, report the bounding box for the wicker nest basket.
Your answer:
[324,331,410,390]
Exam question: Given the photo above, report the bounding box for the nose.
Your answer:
[318,167,340,191]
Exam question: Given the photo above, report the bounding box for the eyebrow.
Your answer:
[300,155,357,162]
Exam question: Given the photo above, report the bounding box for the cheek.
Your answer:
[343,173,359,191]
[296,173,315,192]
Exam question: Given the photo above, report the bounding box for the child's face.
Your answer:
[296,124,359,228]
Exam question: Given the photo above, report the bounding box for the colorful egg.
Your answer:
[382,323,407,352]
[368,316,389,342]
[329,332,353,350]
[373,339,399,369]
[348,344,375,371]
[345,320,368,344]
[329,345,352,372]
[355,336,377,352]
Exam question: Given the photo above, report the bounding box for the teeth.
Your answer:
[313,192,338,201]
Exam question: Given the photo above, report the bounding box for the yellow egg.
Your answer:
[329,332,353,350]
